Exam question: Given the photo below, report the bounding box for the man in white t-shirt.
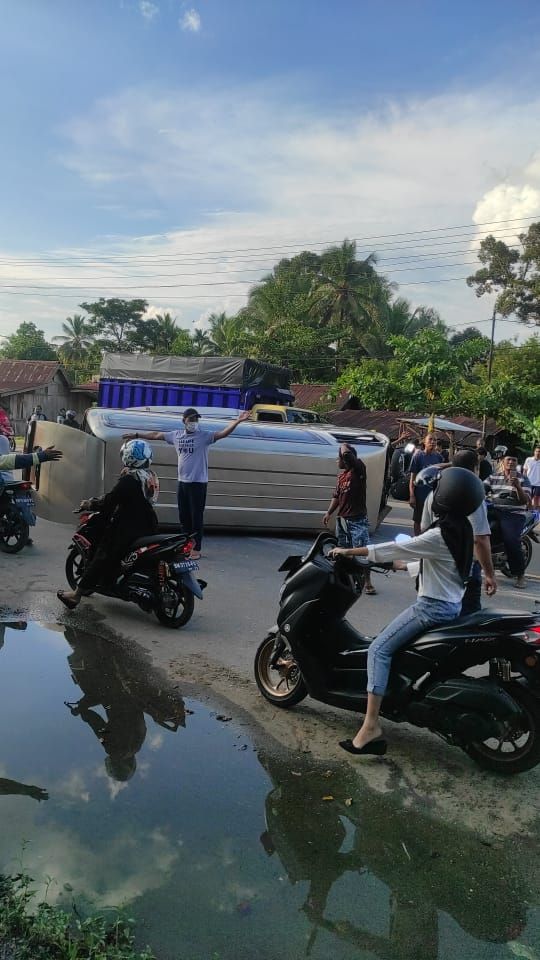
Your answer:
[124,407,250,559]
[524,446,540,508]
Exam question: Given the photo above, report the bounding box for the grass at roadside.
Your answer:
[0,873,155,960]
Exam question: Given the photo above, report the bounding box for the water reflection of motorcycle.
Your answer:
[259,754,526,959]
[62,626,186,782]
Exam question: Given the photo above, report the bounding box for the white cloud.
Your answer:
[139,1,159,21]
[2,83,540,341]
[180,8,201,32]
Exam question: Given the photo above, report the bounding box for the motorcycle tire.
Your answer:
[254,634,308,707]
[500,536,533,579]
[155,581,194,628]
[0,507,29,554]
[465,682,540,775]
[65,549,86,589]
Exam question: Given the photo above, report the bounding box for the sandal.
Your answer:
[190,550,202,560]
[57,590,80,610]
[364,585,378,595]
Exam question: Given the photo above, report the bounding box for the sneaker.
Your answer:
[514,576,526,589]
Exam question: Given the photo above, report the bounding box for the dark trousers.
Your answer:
[177,481,207,550]
[499,511,526,577]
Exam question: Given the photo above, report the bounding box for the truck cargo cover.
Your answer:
[100,353,291,388]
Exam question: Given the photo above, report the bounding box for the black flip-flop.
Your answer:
[339,737,387,756]
[57,590,79,611]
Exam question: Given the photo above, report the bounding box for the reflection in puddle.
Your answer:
[0,620,538,960]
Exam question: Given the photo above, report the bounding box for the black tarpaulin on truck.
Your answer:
[100,353,291,388]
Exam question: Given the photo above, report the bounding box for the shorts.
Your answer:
[336,515,369,549]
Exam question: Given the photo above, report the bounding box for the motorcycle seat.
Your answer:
[422,608,535,635]
[130,534,186,548]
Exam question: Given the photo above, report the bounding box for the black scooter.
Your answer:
[255,532,540,774]
[488,502,539,578]
[0,479,35,553]
[65,509,206,628]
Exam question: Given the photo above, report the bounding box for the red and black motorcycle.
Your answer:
[65,509,206,628]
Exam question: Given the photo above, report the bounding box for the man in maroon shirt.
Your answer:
[323,444,377,594]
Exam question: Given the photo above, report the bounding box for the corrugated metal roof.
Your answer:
[0,360,67,394]
[292,383,349,409]
[328,409,502,440]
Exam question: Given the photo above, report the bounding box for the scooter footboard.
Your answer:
[424,676,521,722]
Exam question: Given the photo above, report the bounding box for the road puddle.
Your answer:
[0,620,539,959]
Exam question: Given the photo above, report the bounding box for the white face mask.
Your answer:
[185,421,199,433]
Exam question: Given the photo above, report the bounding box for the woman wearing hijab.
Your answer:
[330,467,485,755]
[57,439,159,610]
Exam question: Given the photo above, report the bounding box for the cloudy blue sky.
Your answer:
[1,0,539,342]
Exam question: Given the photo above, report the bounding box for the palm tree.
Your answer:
[153,313,178,353]
[207,312,252,356]
[360,297,442,360]
[52,314,94,360]
[309,240,389,368]
[191,328,214,356]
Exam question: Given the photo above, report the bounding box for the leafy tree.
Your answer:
[467,222,540,326]
[80,298,148,351]
[169,329,195,356]
[449,326,488,346]
[250,319,338,381]
[61,342,103,384]
[336,328,488,412]
[52,314,94,360]
[0,322,57,361]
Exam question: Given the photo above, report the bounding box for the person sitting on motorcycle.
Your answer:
[487,454,531,589]
[57,439,159,610]
[330,467,484,756]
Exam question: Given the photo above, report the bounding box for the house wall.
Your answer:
[2,373,90,435]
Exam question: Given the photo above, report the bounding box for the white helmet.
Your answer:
[120,439,153,468]
[66,409,77,418]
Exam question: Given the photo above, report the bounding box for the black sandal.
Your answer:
[57,590,80,611]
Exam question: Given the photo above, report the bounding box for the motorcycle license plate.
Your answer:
[15,495,36,526]
[172,560,199,573]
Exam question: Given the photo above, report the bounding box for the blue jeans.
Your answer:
[337,515,369,549]
[367,597,462,695]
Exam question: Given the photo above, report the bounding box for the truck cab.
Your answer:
[249,404,327,425]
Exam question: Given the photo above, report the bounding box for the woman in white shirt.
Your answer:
[330,467,485,756]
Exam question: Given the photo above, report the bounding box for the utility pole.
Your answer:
[482,306,497,440]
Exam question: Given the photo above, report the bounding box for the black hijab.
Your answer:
[431,510,474,582]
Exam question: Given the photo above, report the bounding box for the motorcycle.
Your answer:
[254,532,540,774]
[0,479,35,553]
[488,502,539,578]
[65,509,206,628]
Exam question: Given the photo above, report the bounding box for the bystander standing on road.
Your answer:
[476,446,492,482]
[56,408,66,424]
[125,407,250,559]
[489,455,532,589]
[323,443,377,595]
[523,446,540,509]
[409,433,443,536]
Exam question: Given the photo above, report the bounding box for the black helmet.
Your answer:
[432,466,484,516]
[414,465,441,491]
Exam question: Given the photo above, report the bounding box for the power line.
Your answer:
[0,215,536,266]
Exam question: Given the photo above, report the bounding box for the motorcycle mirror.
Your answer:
[395,533,412,544]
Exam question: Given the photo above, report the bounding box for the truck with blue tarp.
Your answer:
[98,353,294,411]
